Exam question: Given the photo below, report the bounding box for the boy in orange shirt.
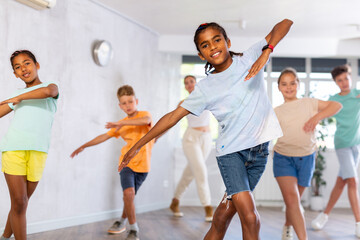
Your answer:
[71,85,154,240]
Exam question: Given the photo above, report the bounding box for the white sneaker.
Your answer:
[311,212,328,230]
[356,222,360,238]
[282,225,293,240]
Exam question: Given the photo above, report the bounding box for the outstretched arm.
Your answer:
[119,106,190,171]
[106,116,151,131]
[0,104,12,118]
[70,133,112,158]
[245,19,293,80]
[303,100,342,132]
[0,84,58,106]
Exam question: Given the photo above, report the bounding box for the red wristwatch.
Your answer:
[262,44,274,52]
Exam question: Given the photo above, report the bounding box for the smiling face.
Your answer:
[196,27,232,73]
[334,72,351,94]
[278,73,299,102]
[118,95,138,117]
[184,76,196,93]
[12,53,40,87]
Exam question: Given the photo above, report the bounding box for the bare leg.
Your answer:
[204,194,236,240]
[323,177,346,215]
[346,177,360,222]
[121,206,127,219]
[4,174,39,240]
[231,191,260,240]
[277,176,307,240]
[123,187,136,225]
[284,184,306,226]
[3,179,38,238]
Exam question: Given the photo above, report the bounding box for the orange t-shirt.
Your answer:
[107,111,154,173]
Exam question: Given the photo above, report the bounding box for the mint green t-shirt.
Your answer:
[329,88,360,149]
[0,82,59,153]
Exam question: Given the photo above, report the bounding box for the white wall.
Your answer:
[159,35,360,58]
[0,0,181,234]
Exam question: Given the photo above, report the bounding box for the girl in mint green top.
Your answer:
[0,50,59,240]
[311,65,360,238]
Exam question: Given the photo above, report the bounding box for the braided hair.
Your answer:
[194,22,243,75]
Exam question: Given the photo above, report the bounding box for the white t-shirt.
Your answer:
[181,39,283,156]
[186,110,211,128]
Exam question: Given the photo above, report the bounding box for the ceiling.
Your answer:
[97,0,360,56]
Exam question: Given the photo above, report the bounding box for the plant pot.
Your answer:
[310,196,324,211]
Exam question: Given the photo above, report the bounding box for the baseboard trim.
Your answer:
[0,202,169,235]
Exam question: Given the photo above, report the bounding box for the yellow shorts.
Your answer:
[1,150,48,182]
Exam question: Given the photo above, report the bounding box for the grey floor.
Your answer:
[23,206,359,240]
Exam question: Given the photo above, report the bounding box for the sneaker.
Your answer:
[356,222,360,238]
[107,220,126,234]
[205,206,213,222]
[169,198,183,217]
[282,225,293,240]
[125,230,139,240]
[311,212,328,230]
[0,236,10,240]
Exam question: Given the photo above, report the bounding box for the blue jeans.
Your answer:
[216,142,269,197]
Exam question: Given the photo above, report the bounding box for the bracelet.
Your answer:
[262,44,274,52]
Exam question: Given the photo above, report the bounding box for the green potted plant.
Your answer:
[310,117,335,211]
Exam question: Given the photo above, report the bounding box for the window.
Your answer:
[182,56,358,148]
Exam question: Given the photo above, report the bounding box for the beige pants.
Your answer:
[174,127,212,206]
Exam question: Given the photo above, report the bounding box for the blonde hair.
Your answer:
[278,67,299,84]
[117,85,135,98]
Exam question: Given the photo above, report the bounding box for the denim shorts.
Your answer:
[120,167,148,194]
[336,145,360,179]
[216,142,269,197]
[273,151,316,187]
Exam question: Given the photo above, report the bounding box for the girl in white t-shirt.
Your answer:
[273,68,342,240]
[169,75,214,221]
[120,19,293,239]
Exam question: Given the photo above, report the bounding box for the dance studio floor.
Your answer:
[26,206,357,240]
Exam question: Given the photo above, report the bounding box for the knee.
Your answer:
[346,178,358,189]
[123,188,135,201]
[212,203,236,231]
[284,193,300,209]
[242,211,258,226]
[12,196,28,214]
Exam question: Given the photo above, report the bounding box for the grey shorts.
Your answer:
[336,144,360,179]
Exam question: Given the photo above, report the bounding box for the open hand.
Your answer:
[245,52,269,81]
[70,147,84,158]
[106,122,122,131]
[118,147,139,172]
[0,97,21,106]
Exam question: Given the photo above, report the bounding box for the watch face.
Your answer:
[93,40,113,66]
